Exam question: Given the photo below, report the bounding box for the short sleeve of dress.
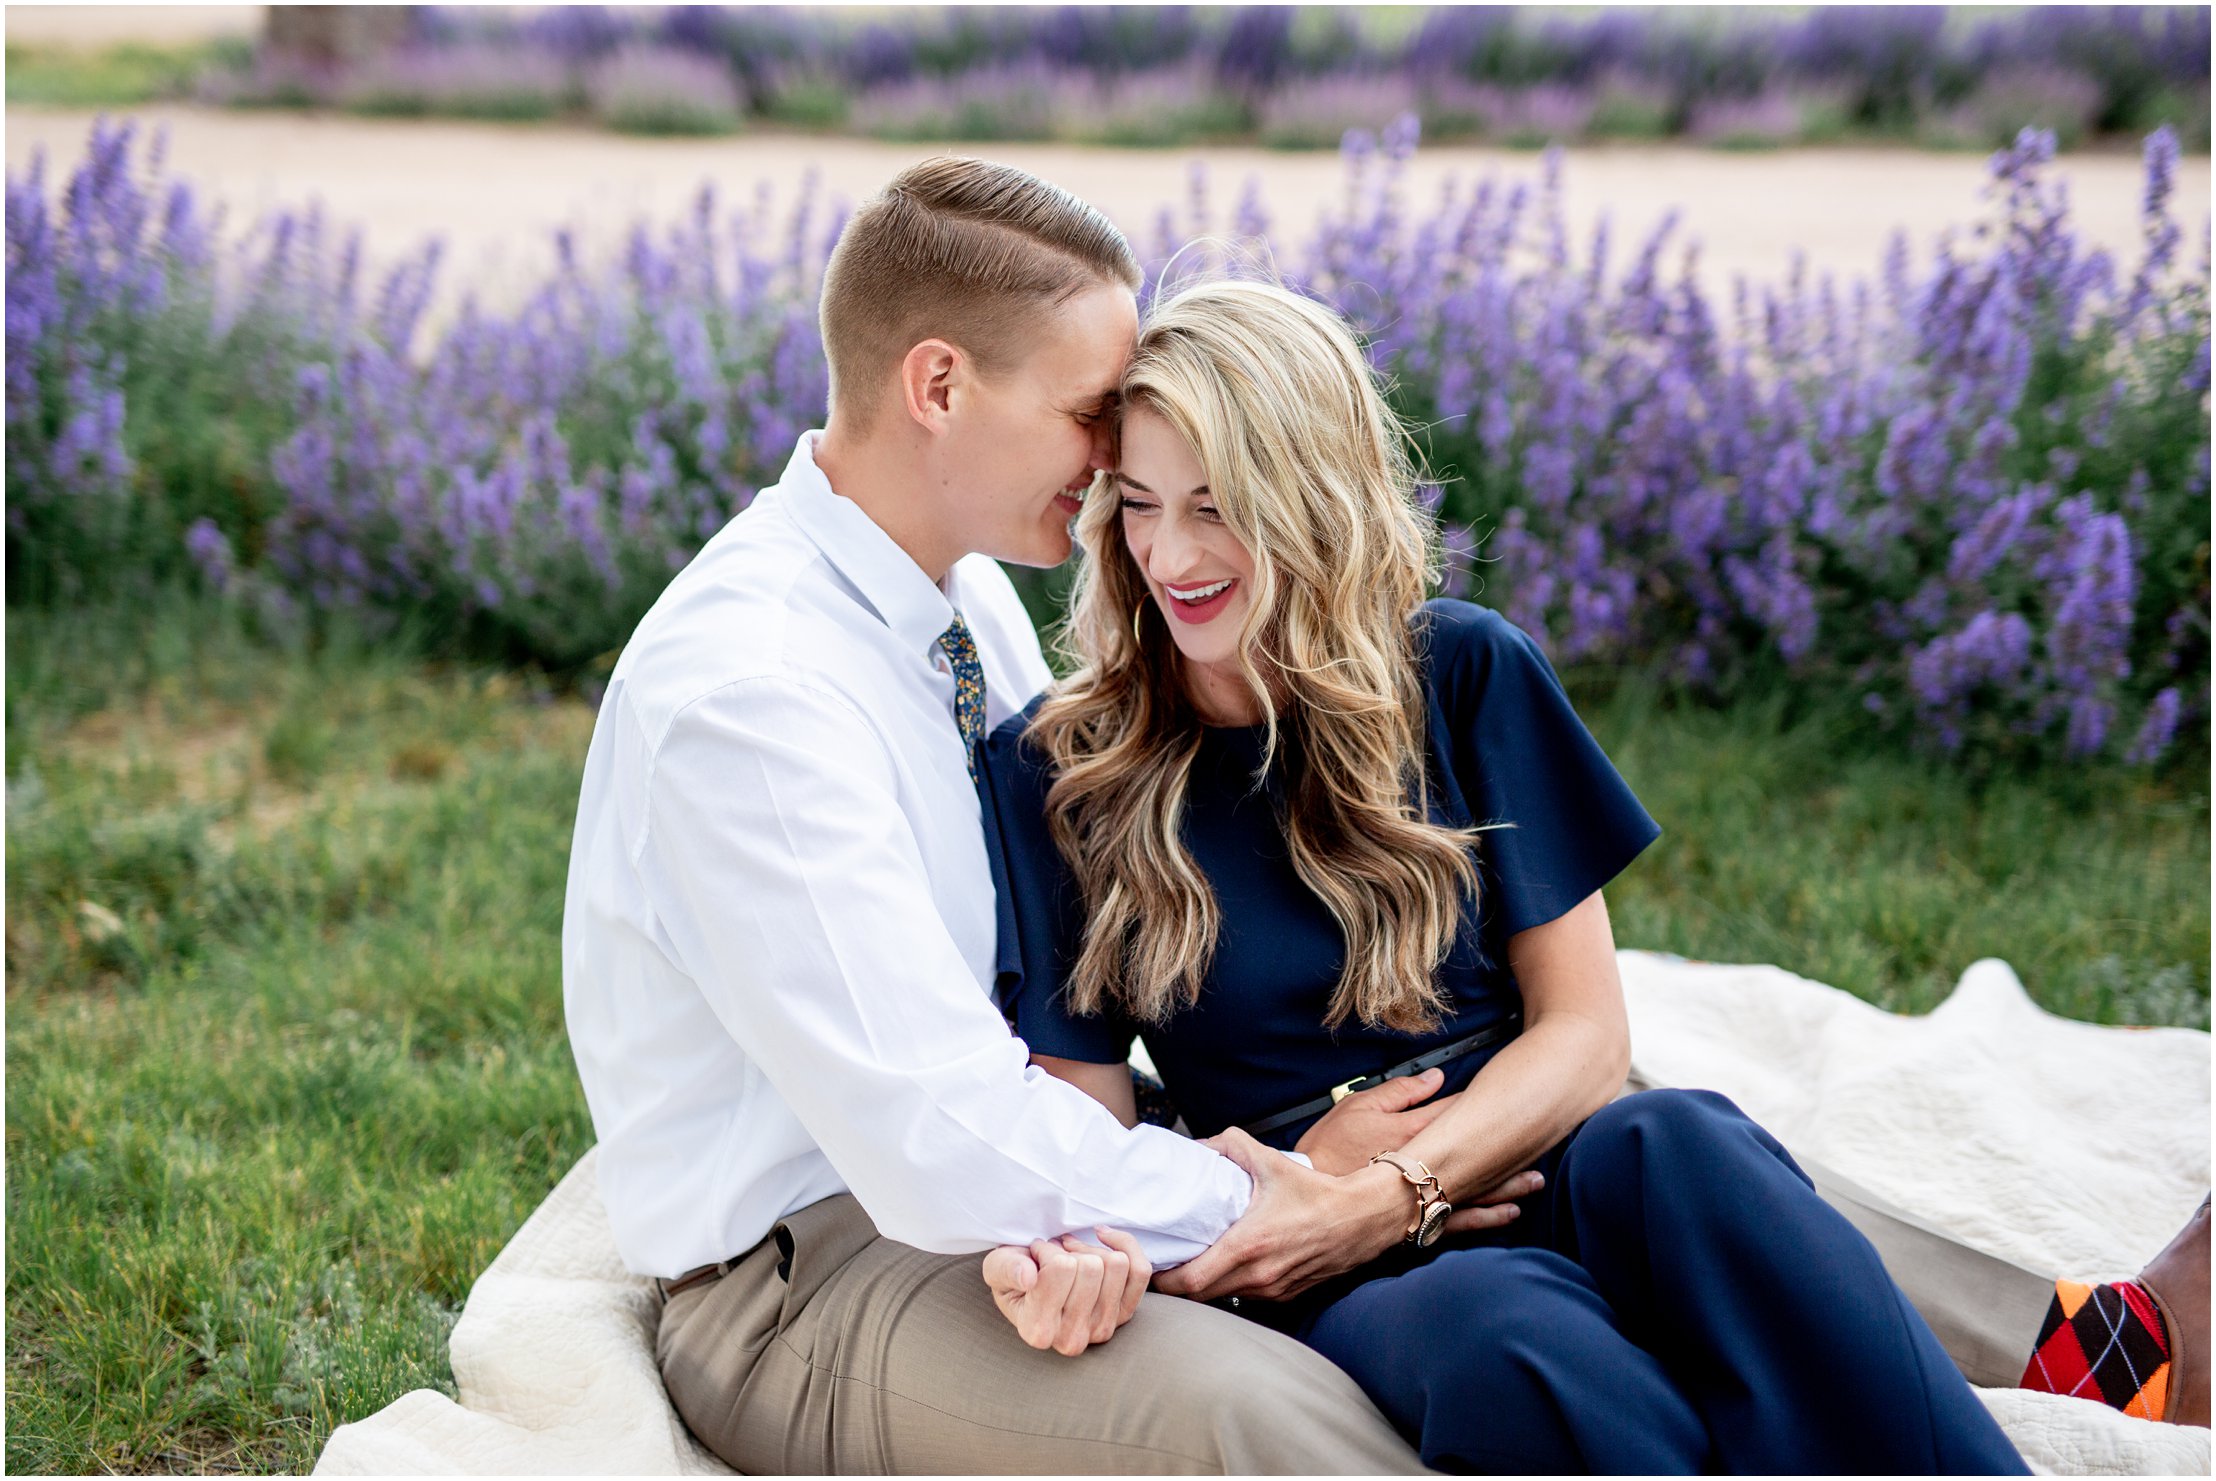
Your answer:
[1423,599,1662,938]
[976,705,1140,1066]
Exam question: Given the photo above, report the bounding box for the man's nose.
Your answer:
[1087,417,1116,472]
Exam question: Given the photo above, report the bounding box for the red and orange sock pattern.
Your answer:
[2018,1279,2172,1421]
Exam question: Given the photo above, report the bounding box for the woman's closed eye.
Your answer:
[1119,497,1221,521]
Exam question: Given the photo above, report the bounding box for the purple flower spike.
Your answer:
[7,94,2207,760]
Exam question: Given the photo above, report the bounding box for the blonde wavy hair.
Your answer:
[1027,278,1488,1036]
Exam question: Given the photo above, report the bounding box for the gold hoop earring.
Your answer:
[1131,600,1148,647]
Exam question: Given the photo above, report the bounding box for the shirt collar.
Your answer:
[775,431,958,659]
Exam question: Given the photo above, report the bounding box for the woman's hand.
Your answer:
[1152,1130,1413,1303]
[1292,1066,1456,1175]
[981,1227,1151,1356]
[1441,1166,1546,1234]
[1152,1131,1550,1303]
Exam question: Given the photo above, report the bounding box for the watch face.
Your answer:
[1415,1200,1451,1248]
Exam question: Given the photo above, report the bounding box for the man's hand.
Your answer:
[1152,1129,1411,1303]
[981,1227,1150,1356]
[1293,1067,1456,1175]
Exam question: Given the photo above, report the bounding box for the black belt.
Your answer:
[1239,1011,1523,1139]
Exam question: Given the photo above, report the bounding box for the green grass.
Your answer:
[1578,673,2210,1027]
[6,601,596,1473]
[5,596,2207,1472]
[5,40,247,108]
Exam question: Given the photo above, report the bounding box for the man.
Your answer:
[562,156,1429,1474]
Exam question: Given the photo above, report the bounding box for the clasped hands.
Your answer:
[983,1068,1543,1353]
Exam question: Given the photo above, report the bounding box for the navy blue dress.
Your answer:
[982,599,1656,1144]
[976,599,2026,1476]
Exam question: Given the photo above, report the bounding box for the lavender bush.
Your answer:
[756,65,851,130]
[1273,118,2207,762]
[585,44,743,137]
[1687,92,1806,151]
[1922,67,2109,152]
[197,6,2212,154]
[250,186,839,666]
[1258,75,1420,150]
[4,120,400,607]
[1583,71,1678,140]
[850,62,1064,143]
[1475,84,1600,149]
[333,43,575,122]
[1065,66,1248,149]
[8,116,2207,765]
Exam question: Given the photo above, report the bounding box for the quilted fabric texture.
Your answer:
[315,951,2210,1477]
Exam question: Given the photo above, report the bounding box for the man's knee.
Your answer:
[1119,1294,1425,1473]
[1127,1292,1364,1409]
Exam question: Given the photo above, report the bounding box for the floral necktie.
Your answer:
[938,612,986,783]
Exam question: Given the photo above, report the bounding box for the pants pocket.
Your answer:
[771,1193,881,1329]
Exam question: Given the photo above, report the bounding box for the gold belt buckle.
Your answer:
[1329,1075,1366,1104]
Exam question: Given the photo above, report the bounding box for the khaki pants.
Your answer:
[659,1118,2057,1474]
[656,1193,1430,1475]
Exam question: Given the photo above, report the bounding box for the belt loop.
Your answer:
[657,1256,735,1304]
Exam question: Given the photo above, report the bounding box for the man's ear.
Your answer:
[898,339,964,434]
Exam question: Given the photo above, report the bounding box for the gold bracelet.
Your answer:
[1369,1151,1452,1247]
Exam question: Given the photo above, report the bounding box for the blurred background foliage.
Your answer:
[10,6,2212,151]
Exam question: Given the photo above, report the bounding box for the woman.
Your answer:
[974,276,2033,1473]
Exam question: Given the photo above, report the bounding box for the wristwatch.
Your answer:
[1369,1151,1452,1247]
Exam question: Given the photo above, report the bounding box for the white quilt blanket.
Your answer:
[316,952,2210,1476]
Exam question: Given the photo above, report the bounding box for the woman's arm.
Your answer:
[1031,1053,1141,1128]
[1280,889,1628,1230]
[1369,888,1630,1220]
[1154,891,1630,1304]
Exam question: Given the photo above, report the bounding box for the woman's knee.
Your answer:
[1581,1087,1766,1161]
[1566,1088,1810,1214]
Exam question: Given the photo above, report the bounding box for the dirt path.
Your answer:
[9,103,2207,342]
[4,4,261,48]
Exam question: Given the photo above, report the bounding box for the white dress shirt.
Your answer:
[563,432,1253,1277]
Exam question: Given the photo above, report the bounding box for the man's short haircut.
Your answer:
[819,156,1144,430]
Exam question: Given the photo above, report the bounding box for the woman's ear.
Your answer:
[898,339,963,434]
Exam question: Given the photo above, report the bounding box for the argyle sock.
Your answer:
[2018,1278,2172,1421]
